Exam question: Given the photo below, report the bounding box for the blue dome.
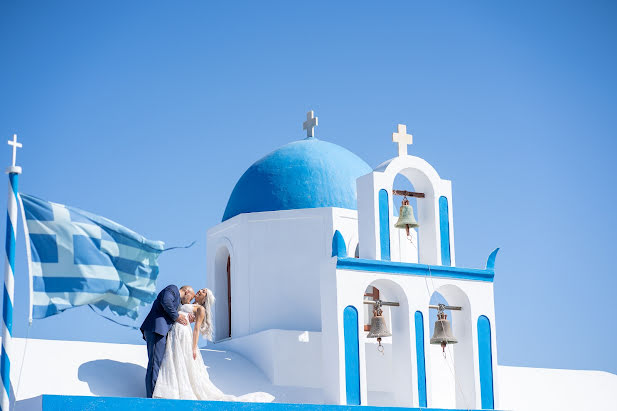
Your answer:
[223,137,372,221]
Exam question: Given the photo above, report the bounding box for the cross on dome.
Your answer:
[7,134,22,167]
[392,124,412,157]
[303,110,318,138]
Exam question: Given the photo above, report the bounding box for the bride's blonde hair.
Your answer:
[197,288,215,341]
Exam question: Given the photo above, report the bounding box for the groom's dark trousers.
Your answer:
[140,285,181,398]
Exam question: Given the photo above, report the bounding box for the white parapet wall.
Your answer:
[498,365,617,411]
[213,329,323,389]
[4,338,617,410]
[8,337,323,410]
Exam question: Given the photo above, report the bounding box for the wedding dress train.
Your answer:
[152,304,274,402]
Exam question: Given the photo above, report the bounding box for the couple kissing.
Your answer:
[140,284,273,402]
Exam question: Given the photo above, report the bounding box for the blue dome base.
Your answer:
[223,137,372,221]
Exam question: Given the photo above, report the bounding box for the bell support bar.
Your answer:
[429,304,462,311]
[363,300,400,307]
[392,189,425,198]
[363,302,462,310]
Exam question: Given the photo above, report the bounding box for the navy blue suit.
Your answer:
[140,285,180,398]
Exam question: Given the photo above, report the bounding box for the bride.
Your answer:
[153,288,274,402]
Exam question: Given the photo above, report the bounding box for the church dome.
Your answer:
[223,137,372,221]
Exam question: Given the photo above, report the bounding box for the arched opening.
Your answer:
[214,246,231,341]
[362,280,413,407]
[391,174,419,263]
[428,285,475,409]
[358,156,446,264]
[380,159,441,266]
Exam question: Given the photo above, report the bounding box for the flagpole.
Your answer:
[1,134,22,411]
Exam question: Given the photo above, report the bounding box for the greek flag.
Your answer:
[19,194,164,320]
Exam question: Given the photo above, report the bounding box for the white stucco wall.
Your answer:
[207,208,337,340]
[498,365,617,411]
[207,207,368,341]
[9,337,322,410]
[214,329,323,389]
[8,337,617,410]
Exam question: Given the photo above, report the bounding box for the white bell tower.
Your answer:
[356,124,455,266]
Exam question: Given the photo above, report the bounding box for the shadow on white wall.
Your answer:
[78,360,146,397]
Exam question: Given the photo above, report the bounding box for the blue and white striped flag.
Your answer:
[19,194,164,320]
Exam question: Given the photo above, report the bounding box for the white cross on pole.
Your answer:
[1,134,22,411]
[7,134,22,171]
[303,110,318,138]
[392,124,413,157]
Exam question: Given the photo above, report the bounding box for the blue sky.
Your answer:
[1,0,615,375]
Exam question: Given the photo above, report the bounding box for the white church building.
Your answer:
[10,112,617,410]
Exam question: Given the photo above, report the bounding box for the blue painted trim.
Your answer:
[4,214,15,278]
[414,311,427,407]
[378,189,390,261]
[332,230,347,258]
[336,257,495,282]
[438,196,451,266]
[2,287,12,334]
[40,394,499,410]
[485,248,499,271]
[343,305,361,405]
[478,315,495,409]
[0,347,9,398]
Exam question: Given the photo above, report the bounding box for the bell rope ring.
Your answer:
[376,337,384,354]
[394,196,419,237]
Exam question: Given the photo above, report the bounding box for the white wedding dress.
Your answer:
[152,304,274,402]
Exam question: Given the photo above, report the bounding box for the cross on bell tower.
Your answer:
[303,110,318,138]
[392,124,413,157]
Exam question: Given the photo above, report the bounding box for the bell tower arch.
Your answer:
[357,151,455,266]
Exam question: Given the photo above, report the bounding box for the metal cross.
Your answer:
[303,110,318,138]
[7,134,22,167]
[392,124,413,156]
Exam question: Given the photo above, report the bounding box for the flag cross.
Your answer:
[26,203,121,281]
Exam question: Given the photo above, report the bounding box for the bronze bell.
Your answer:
[394,197,419,236]
[367,314,392,339]
[367,300,391,352]
[430,305,458,352]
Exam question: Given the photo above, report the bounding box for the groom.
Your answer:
[141,284,196,398]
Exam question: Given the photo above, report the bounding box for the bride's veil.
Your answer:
[199,288,216,341]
